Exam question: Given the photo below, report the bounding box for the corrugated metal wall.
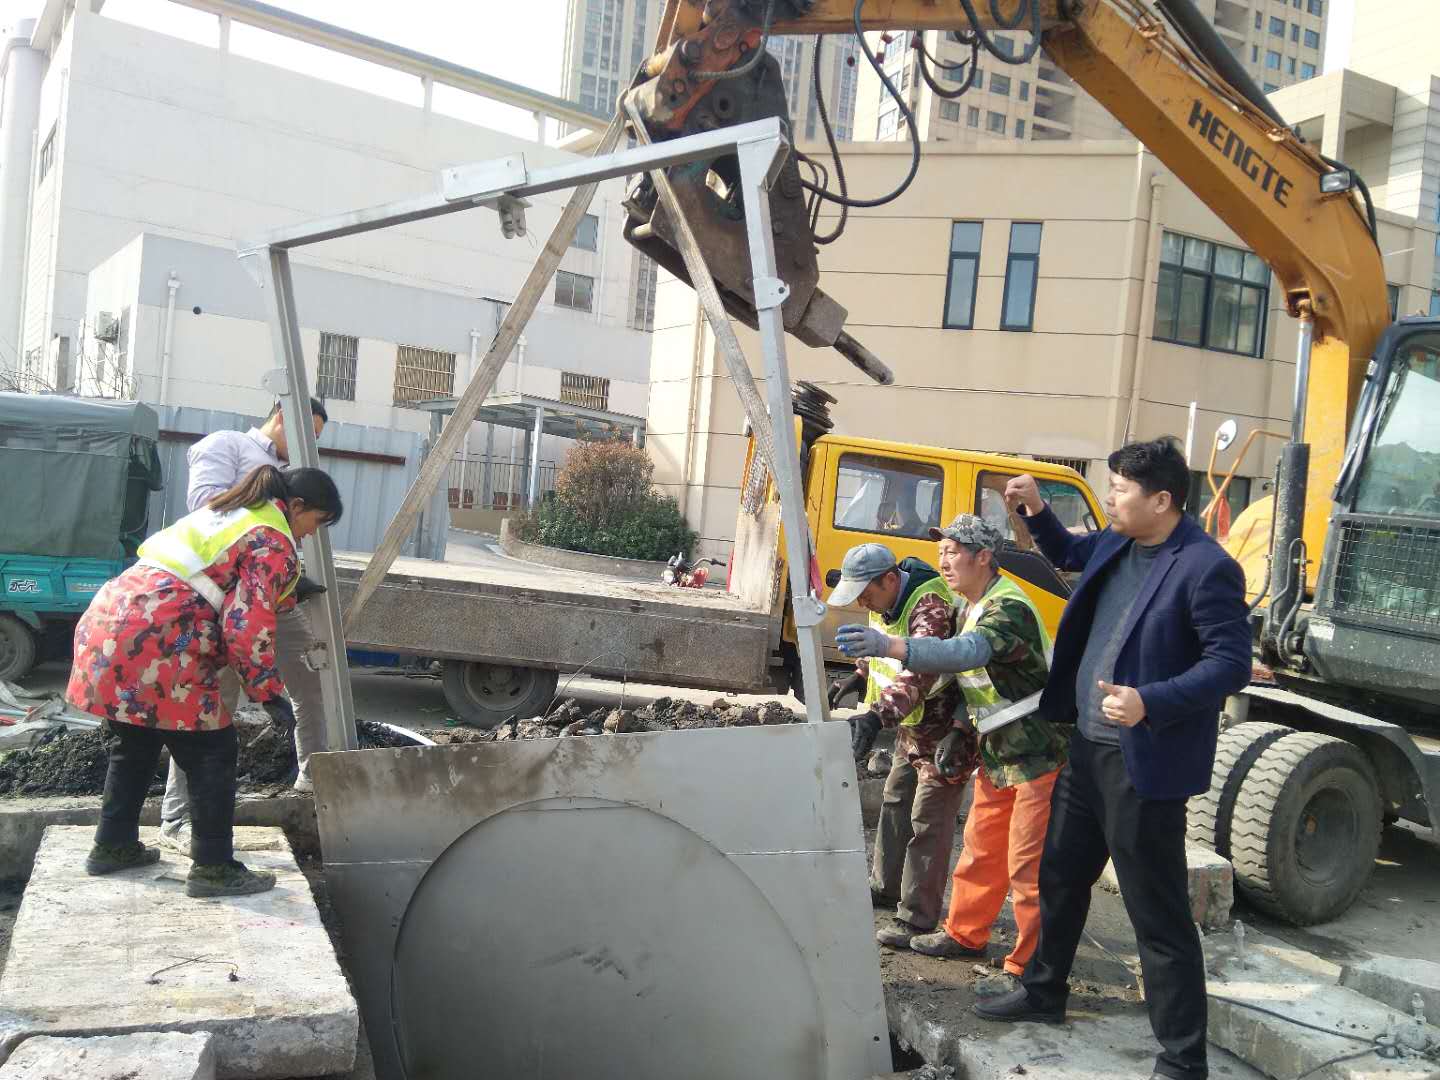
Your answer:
[148,405,430,556]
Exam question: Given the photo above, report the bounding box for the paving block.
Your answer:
[1100,842,1233,930]
[0,1032,215,1080]
[0,826,357,1079]
[1340,955,1440,1021]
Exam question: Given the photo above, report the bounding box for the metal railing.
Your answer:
[448,453,557,511]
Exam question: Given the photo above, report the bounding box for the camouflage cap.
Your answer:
[929,513,1004,555]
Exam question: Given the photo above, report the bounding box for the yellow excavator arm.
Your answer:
[628,0,1390,566]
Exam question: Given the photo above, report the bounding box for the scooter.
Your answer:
[662,551,726,589]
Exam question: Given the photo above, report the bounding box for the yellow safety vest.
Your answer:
[138,500,298,610]
[864,574,956,727]
[954,575,1052,729]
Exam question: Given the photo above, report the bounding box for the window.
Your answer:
[1300,61,1316,79]
[1288,57,1297,75]
[1266,50,1281,70]
[1254,11,1262,29]
[1352,333,1440,518]
[1015,119,1026,139]
[630,254,657,332]
[990,73,1011,96]
[1387,284,1400,320]
[977,471,1097,549]
[987,110,1005,133]
[1153,231,1270,356]
[1269,16,1285,36]
[554,270,594,312]
[1290,24,1300,42]
[1019,80,1030,101]
[1187,471,1252,523]
[1307,0,1323,14]
[943,222,982,329]
[37,126,56,184]
[1251,45,1259,63]
[877,108,899,138]
[1304,28,1320,49]
[1001,222,1042,332]
[393,345,455,407]
[316,332,358,402]
[1432,291,1440,317]
[992,35,1015,59]
[967,106,980,127]
[560,371,609,411]
[1264,82,1279,93]
[833,454,944,541]
[572,213,599,252]
[940,100,961,122]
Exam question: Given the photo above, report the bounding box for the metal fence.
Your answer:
[148,405,427,555]
[448,454,558,511]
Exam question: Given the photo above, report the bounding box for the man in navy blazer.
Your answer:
[974,439,1251,1080]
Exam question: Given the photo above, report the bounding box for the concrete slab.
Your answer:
[1340,955,1440,1021]
[0,1031,215,1079]
[0,826,356,1080]
[1100,842,1234,930]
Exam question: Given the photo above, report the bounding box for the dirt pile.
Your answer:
[487,695,801,742]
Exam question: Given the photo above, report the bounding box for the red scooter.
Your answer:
[662,551,726,589]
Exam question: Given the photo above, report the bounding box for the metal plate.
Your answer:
[312,723,889,1080]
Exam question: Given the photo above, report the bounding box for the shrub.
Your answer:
[515,440,698,562]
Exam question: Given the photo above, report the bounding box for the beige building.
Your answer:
[644,138,1437,560]
[854,0,1328,146]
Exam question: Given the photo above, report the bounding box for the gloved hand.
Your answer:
[850,709,883,760]
[262,696,296,737]
[827,672,865,711]
[835,624,893,659]
[294,574,327,603]
[934,729,969,780]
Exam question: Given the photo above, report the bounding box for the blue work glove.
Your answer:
[836,623,893,659]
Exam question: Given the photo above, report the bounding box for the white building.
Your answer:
[0,0,651,473]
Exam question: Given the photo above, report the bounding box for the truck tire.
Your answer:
[1230,731,1382,925]
[442,660,558,729]
[1187,721,1292,857]
[0,614,38,683]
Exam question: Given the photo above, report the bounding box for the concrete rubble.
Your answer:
[0,826,357,1079]
[0,1031,216,1080]
[1099,842,1235,930]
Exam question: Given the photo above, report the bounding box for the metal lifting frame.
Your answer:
[239,117,832,751]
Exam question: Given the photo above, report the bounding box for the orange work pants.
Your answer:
[943,765,1059,976]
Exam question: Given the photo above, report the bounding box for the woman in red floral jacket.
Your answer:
[69,464,342,897]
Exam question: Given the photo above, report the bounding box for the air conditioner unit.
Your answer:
[93,312,120,343]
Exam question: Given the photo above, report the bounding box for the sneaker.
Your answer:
[972,987,1065,1025]
[974,972,1020,999]
[186,860,277,898]
[876,918,926,949]
[157,821,191,857]
[292,772,314,794]
[84,841,161,876]
[909,930,988,960]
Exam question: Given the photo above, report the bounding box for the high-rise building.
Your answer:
[855,0,1329,145]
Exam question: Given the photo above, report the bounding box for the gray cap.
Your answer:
[929,513,1004,556]
[829,543,899,607]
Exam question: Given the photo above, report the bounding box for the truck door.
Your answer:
[816,448,954,665]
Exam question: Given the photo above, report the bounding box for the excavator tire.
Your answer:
[441,659,558,729]
[1230,731,1382,925]
[0,614,37,683]
[1186,721,1292,857]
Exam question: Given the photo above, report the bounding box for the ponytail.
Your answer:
[207,465,344,527]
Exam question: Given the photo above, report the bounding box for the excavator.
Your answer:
[621,0,1440,927]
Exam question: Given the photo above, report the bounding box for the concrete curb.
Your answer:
[1100,842,1234,930]
[498,519,668,583]
[0,1032,216,1080]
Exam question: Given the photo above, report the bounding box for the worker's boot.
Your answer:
[909,929,988,960]
[875,918,926,949]
[187,860,277,898]
[84,841,161,876]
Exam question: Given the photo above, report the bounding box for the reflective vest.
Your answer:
[954,575,1052,730]
[137,500,298,610]
[864,575,956,727]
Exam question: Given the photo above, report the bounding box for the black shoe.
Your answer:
[187,860,277,898]
[972,987,1065,1025]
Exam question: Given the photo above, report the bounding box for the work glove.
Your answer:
[827,672,865,711]
[934,729,969,781]
[293,575,327,603]
[835,624,891,659]
[850,709,883,760]
[262,696,296,738]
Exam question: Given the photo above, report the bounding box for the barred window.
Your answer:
[560,371,610,411]
[393,344,455,407]
[572,213,599,252]
[630,255,657,332]
[317,332,358,402]
[555,270,594,312]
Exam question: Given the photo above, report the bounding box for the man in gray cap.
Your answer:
[839,514,1063,982]
[827,542,966,949]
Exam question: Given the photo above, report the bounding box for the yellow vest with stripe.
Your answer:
[954,575,1052,729]
[137,500,299,610]
[864,574,957,727]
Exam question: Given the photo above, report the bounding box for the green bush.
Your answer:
[515,440,698,562]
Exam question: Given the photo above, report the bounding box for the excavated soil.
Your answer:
[480,695,802,742]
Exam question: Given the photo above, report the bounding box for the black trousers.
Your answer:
[96,721,239,866]
[1021,734,1208,1080]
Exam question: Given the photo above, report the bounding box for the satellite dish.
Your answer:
[1215,419,1238,452]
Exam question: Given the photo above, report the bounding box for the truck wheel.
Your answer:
[441,660,558,729]
[1230,732,1382,925]
[1187,721,1292,857]
[0,614,38,683]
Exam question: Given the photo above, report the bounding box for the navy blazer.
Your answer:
[1024,504,1252,800]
